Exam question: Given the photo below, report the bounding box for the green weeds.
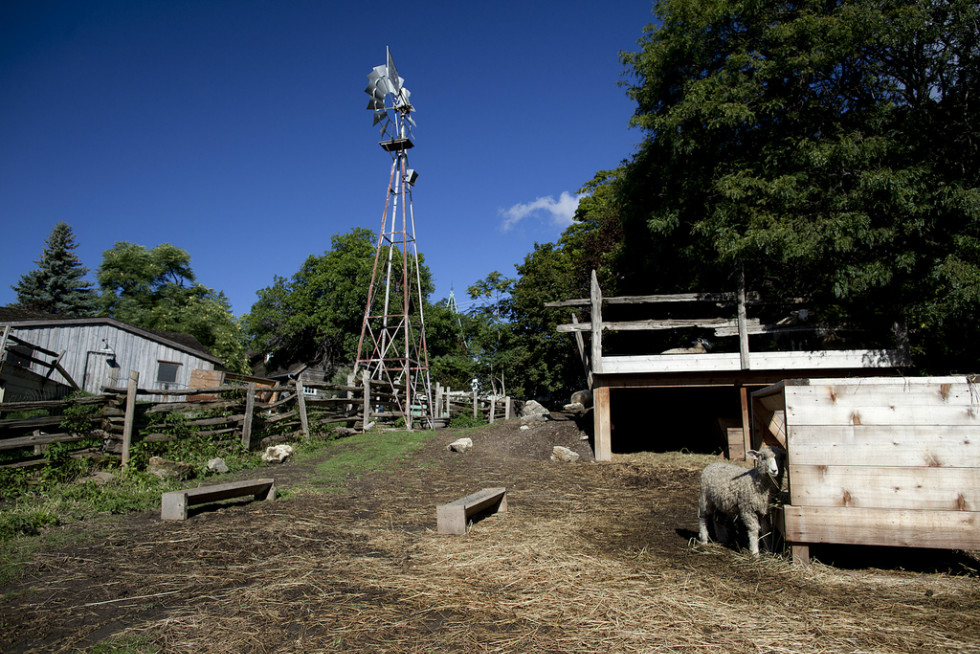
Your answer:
[309,430,432,492]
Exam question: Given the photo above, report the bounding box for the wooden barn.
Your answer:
[753,376,980,563]
[548,272,909,461]
[1,307,223,402]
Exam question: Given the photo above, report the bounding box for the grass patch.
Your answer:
[90,632,161,653]
[309,430,434,491]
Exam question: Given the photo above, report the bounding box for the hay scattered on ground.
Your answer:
[2,427,978,653]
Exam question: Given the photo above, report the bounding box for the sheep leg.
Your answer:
[743,512,761,556]
[698,502,710,544]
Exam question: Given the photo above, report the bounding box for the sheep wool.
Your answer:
[698,447,785,556]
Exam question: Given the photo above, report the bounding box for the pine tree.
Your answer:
[12,222,96,316]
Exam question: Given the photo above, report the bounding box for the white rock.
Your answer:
[521,400,550,418]
[570,389,593,408]
[262,444,294,464]
[446,437,473,453]
[519,425,531,431]
[551,446,580,463]
[207,457,229,473]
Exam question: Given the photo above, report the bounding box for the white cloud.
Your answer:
[500,191,584,232]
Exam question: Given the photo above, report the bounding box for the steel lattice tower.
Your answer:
[354,48,433,430]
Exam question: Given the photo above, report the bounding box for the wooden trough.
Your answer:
[161,478,276,521]
[752,376,980,564]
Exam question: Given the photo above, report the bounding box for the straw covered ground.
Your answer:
[2,413,979,653]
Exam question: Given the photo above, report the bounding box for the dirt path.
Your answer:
[2,414,978,653]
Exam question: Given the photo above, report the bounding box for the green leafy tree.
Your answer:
[507,241,588,401]
[11,222,96,316]
[243,228,434,377]
[614,0,980,371]
[424,299,479,391]
[466,271,516,396]
[97,242,247,372]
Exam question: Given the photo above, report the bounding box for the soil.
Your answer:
[1,412,978,653]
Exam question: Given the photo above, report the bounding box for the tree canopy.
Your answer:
[97,242,248,372]
[243,228,434,378]
[11,222,97,316]
[590,0,980,371]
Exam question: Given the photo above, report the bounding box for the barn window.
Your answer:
[157,361,181,386]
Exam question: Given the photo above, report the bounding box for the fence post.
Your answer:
[296,379,310,440]
[241,382,256,450]
[435,383,443,419]
[346,373,355,414]
[121,370,139,467]
[362,370,371,432]
[504,396,512,420]
[472,388,478,420]
[489,396,495,424]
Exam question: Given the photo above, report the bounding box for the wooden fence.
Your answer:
[0,371,517,468]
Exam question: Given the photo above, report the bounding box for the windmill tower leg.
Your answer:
[353,140,433,430]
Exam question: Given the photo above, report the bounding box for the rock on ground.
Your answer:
[447,438,473,453]
[551,445,580,463]
[262,444,294,464]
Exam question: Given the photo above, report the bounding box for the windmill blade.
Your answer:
[364,47,414,140]
[386,47,400,92]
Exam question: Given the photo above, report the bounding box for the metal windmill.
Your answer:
[353,47,433,430]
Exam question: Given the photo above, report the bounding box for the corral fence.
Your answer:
[0,370,520,469]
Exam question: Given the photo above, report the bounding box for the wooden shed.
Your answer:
[1,308,223,402]
[752,376,980,563]
[548,271,909,460]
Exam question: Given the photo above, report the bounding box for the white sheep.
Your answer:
[697,447,786,556]
[662,338,711,354]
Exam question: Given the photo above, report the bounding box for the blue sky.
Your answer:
[1,0,654,316]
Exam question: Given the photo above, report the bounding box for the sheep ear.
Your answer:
[746,450,759,460]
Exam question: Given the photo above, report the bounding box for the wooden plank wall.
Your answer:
[10,324,217,399]
[757,377,980,555]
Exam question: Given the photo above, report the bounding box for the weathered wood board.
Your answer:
[752,376,980,562]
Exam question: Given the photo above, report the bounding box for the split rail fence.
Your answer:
[0,371,517,469]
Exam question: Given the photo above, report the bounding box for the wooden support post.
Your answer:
[488,396,495,423]
[504,396,511,420]
[791,544,811,566]
[571,313,592,389]
[590,270,603,374]
[737,264,750,370]
[435,383,443,418]
[241,382,255,450]
[121,370,139,467]
[296,379,310,440]
[593,384,612,461]
[739,384,751,459]
[362,370,371,431]
[346,373,354,414]
[472,388,478,420]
